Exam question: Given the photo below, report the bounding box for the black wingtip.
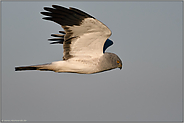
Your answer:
[40,12,49,16]
[59,31,66,34]
[42,17,52,20]
[51,34,64,37]
[43,7,53,11]
[52,4,63,8]
[41,5,94,26]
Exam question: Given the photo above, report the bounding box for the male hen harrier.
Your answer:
[15,5,122,74]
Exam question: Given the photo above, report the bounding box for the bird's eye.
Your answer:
[116,60,120,64]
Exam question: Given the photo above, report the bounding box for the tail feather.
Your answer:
[15,66,38,71]
[15,63,53,71]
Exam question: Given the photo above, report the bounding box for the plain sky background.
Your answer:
[1,1,183,122]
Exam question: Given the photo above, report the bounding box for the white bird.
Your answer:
[15,5,122,74]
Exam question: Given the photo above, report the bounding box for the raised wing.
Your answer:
[41,5,112,60]
[49,31,113,52]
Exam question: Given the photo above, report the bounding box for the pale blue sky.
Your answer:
[1,1,183,121]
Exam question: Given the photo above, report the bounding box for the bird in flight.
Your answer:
[15,5,122,74]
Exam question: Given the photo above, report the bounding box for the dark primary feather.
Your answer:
[41,5,112,61]
[40,5,94,26]
[41,5,96,60]
[59,31,66,34]
[48,31,65,44]
[41,5,95,43]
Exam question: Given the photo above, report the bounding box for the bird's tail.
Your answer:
[15,63,53,71]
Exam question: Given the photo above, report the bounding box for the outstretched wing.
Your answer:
[48,31,113,52]
[41,5,112,60]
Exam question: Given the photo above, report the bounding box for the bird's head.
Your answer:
[102,52,123,70]
[116,59,123,70]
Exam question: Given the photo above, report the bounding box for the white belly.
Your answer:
[51,58,99,74]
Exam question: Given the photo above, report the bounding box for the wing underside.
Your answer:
[41,5,112,60]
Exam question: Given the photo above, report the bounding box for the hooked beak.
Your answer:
[119,64,122,70]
